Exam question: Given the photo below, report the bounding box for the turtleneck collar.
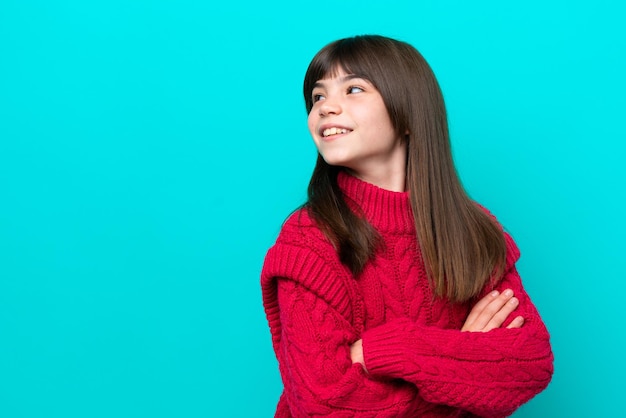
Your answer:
[337,171,415,235]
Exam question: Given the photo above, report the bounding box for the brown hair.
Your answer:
[303,35,506,303]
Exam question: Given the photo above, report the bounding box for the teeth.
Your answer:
[322,127,348,137]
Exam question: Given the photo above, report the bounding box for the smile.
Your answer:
[322,127,351,137]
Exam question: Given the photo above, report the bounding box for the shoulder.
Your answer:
[474,202,499,223]
[261,207,355,322]
[274,207,331,249]
[474,202,521,267]
[279,207,317,235]
[262,206,345,283]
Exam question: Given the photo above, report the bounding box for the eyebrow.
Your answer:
[312,74,366,89]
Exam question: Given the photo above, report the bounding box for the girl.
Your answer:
[261,35,553,417]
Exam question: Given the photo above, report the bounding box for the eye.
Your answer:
[312,93,325,103]
[347,86,364,94]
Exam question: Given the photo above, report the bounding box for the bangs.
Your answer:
[302,35,424,139]
[303,37,384,113]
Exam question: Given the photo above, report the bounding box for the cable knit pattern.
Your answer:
[261,172,553,417]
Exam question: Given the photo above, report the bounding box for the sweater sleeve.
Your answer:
[275,278,422,417]
[361,264,554,417]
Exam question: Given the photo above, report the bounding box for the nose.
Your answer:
[319,97,341,116]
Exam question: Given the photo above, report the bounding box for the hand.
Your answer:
[350,339,368,373]
[462,289,525,332]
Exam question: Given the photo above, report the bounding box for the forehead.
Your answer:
[313,67,374,89]
[316,65,350,82]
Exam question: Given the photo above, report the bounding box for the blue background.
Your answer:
[1,1,624,416]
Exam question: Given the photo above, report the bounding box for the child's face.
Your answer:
[308,68,406,183]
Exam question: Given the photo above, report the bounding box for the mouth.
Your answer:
[321,127,351,138]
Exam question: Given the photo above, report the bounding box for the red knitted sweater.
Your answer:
[261,172,553,417]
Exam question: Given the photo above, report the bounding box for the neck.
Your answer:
[337,171,414,234]
[349,169,406,192]
[347,140,407,192]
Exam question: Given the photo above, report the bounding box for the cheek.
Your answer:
[307,113,318,137]
[369,108,396,137]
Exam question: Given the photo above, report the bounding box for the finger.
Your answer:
[471,289,515,331]
[506,315,525,329]
[464,290,500,329]
[350,339,364,364]
[484,296,519,331]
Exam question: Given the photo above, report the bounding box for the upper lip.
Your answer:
[318,123,352,136]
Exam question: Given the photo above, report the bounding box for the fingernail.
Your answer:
[491,291,499,297]
[509,297,519,305]
[503,289,513,297]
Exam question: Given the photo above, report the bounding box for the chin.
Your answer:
[321,154,354,168]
